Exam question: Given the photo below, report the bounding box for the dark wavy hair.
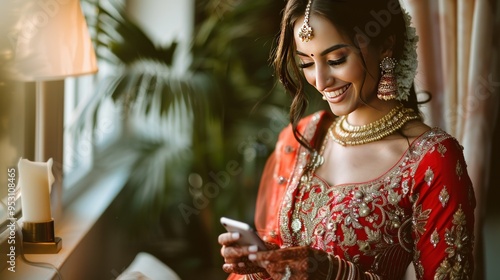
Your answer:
[272,0,429,151]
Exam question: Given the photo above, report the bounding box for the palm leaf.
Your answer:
[70,1,220,224]
[93,1,176,65]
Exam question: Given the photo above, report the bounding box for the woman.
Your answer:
[219,0,476,279]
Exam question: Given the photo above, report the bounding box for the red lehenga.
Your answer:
[229,111,475,279]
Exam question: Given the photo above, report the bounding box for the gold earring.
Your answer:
[377,57,398,101]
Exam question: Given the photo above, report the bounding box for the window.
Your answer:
[62,63,121,191]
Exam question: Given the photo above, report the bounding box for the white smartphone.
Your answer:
[220,217,268,251]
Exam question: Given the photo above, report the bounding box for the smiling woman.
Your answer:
[218,0,476,279]
[294,14,384,118]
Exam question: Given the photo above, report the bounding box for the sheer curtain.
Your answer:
[404,0,500,279]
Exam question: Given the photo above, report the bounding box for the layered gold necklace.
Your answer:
[329,104,420,146]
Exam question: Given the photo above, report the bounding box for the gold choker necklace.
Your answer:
[329,105,420,146]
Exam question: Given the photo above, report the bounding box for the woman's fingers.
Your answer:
[218,232,240,245]
[248,248,281,263]
[221,244,260,259]
[219,231,276,274]
[222,263,234,274]
[222,261,264,274]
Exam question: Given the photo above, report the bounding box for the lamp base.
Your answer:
[23,237,62,254]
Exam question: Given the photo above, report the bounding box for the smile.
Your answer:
[323,83,351,99]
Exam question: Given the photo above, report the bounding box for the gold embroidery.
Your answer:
[439,186,450,207]
[431,228,440,248]
[402,179,410,195]
[365,226,381,243]
[437,143,447,157]
[435,255,469,280]
[413,250,424,278]
[412,204,431,238]
[341,224,357,247]
[444,206,467,256]
[278,127,456,277]
[435,259,452,280]
[388,189,401,205]
[424,166,434,186]
[279,112,322,247]
[434,205,472,279]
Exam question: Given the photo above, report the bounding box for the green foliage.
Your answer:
[190,0,290,221]
[74,0,217,226]
[94,0,177,65]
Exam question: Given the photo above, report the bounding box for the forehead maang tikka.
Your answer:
[298,0,314,42]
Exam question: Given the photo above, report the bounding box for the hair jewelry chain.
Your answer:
[298,0,314,42]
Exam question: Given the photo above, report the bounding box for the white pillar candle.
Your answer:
[18,158,55,223]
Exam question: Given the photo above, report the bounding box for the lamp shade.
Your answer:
[6,0,98,81]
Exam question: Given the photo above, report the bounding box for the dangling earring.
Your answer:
[377,57,398,101]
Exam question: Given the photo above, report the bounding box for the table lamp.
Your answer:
[6,0,98,254]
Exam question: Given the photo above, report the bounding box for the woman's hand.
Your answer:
[219,232,277,275]
[248,246,335,280]
[219,233,334,279]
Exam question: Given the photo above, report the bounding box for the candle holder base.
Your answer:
[23,237,62,254]
[22,220,62,254]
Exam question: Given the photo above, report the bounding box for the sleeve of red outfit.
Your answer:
[254,151,278,240]
[410,137,476,279]
[254,111,332,245]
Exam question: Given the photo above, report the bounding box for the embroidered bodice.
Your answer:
[228,111,476,280]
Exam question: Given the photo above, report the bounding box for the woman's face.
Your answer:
[293,15,384,117]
